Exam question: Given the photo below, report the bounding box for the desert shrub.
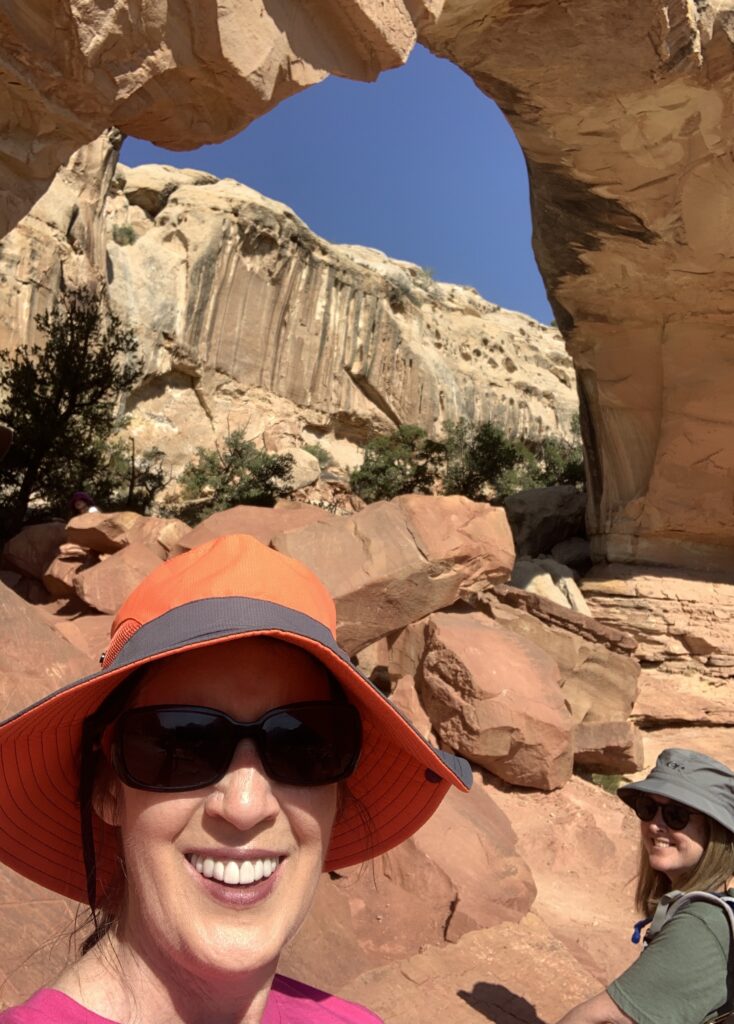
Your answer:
[303,442,331,469]
[350,424,443,504]
[577,771,624,794]
[352,416,584,507]
[112,225,137,246]
[169,430,295,525]
[0,288,142,538]
[523,415,585,489]
[442,418,529,501]
[95,439,169,514]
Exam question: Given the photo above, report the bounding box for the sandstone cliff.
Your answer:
[0,136,577,478]
[423,2,734,572]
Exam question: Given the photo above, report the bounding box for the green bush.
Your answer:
[350,424,443,504]
[443,418,528,501]
[303,442,331,469]
[351,416,584,506]
[112,225,137,246]
[577,771,624,795]
[0,287,143,538]
[96,439,169,514]
[168,430,295,526]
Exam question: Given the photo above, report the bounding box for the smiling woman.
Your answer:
[0,534,472,1024]
[556,749,734,1024]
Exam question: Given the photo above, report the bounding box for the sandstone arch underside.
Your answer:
[2,0,734,570]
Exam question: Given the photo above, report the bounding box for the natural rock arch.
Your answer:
[3,0,734,571]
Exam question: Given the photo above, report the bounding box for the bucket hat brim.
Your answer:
[618,748,734,836]
[0,593,471,905]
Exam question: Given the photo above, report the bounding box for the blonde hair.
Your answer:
[636,816,734,914]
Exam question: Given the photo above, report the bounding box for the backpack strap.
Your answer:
[643,890,734,944]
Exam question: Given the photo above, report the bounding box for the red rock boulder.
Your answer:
[73,542,163,614]
[282,777,535,992]
[42,542,98,598]
[273,494,515,654]
[338,919,600,1024]
[170,503,334,556]
[67,510,189,557]
[2,522,66,580]
[419,610,574,790]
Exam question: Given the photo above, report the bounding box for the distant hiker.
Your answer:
[557,748,734,1024]
[69,490,99,515]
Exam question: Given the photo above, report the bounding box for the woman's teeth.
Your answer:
[188,855,280,886]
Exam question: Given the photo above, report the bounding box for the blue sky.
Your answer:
[121,45,552,324]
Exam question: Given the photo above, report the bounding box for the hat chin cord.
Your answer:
[77,668,147,916]
[79,716,100,912]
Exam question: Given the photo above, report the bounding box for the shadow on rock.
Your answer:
[458,983,547,1024]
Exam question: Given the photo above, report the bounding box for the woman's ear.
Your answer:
[92,763,122,827]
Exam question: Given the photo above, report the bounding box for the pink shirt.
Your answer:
[0,975,383,1023]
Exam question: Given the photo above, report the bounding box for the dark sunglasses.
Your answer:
[110,701,362,792]
[632,794,698,831]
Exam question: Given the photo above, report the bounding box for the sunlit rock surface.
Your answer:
[423,1,734,571]
[0,142,577,477]
[0,0,422,235]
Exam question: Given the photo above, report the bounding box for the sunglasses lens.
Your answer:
[634,795,658,822]
[115,708,231,790]
[663,804,691,830]
[633,794,692,830]
[260,704,361,786]
[113,702,362,791]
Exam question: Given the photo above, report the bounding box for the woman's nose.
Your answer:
[203,740,280,829]
[648,807,666,829]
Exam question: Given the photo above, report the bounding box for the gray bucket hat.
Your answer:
[618,748,734,835]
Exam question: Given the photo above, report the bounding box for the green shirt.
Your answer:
[608,897,733,1024]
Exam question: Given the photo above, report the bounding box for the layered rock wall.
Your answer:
[0,140,577,476]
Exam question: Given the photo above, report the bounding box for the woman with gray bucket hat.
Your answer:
[558,747,734,1024]
[0,534,471,1023]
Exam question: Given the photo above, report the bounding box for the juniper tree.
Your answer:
[0,288,142,537]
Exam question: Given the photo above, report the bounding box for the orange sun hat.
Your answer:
[0,533,471,905]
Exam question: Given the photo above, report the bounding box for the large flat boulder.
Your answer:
[66,511,188,557]
[170,503,333,556]
[73,541,163,614]
[418,610,573,790]
[273,494,515,654]
[474,586,640,728]
[0,581,94,715]
[338,919,600,1024]
[633,668,734,728]
[584,564,734,682]
[281,777,535,992]
[2,523,67,580]
[573,720,644,774]
[489,775,640,985]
